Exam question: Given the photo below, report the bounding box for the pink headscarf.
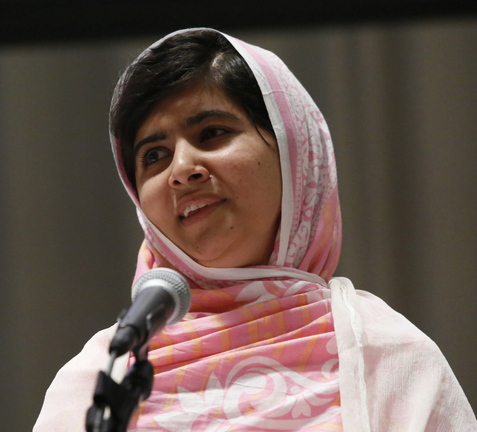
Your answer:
[110,28,343,431]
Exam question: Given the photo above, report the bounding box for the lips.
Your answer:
[181,203,210,219]
[177,195,225,221]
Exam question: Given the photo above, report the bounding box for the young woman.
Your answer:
[34,28,476,431]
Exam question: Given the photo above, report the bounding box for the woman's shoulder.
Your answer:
[329,276,433,345]
[328,277,477,431]
[33,324,119,432]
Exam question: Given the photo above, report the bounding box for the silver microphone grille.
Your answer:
[132,268,191,325]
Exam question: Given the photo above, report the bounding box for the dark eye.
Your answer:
[200,127,229,142]
[140,147,169,167]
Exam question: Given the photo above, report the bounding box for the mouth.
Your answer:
[180,203,210,219]
[177,197,225,222]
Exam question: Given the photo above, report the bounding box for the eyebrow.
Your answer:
[134,110,240,158]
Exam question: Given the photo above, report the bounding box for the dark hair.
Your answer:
[110,29,274,190]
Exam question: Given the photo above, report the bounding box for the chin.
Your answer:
[183,238,272,268]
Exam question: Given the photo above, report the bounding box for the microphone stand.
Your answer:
[86,343,153,432]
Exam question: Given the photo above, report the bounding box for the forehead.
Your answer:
[135,83,248,139]
[155,83,243,116]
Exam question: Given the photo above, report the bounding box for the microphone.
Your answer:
[109,268,191,356]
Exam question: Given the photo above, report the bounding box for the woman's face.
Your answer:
[133,83,282,268]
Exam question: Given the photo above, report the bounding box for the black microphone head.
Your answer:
[132,268,191,325]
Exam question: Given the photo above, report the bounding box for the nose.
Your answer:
[168,140,210,188]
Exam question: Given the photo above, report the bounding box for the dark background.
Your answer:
[2,0,477,45]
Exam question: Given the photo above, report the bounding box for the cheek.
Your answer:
[237,152,281,212]
[254,151,282,194]
[137,178,169,224]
